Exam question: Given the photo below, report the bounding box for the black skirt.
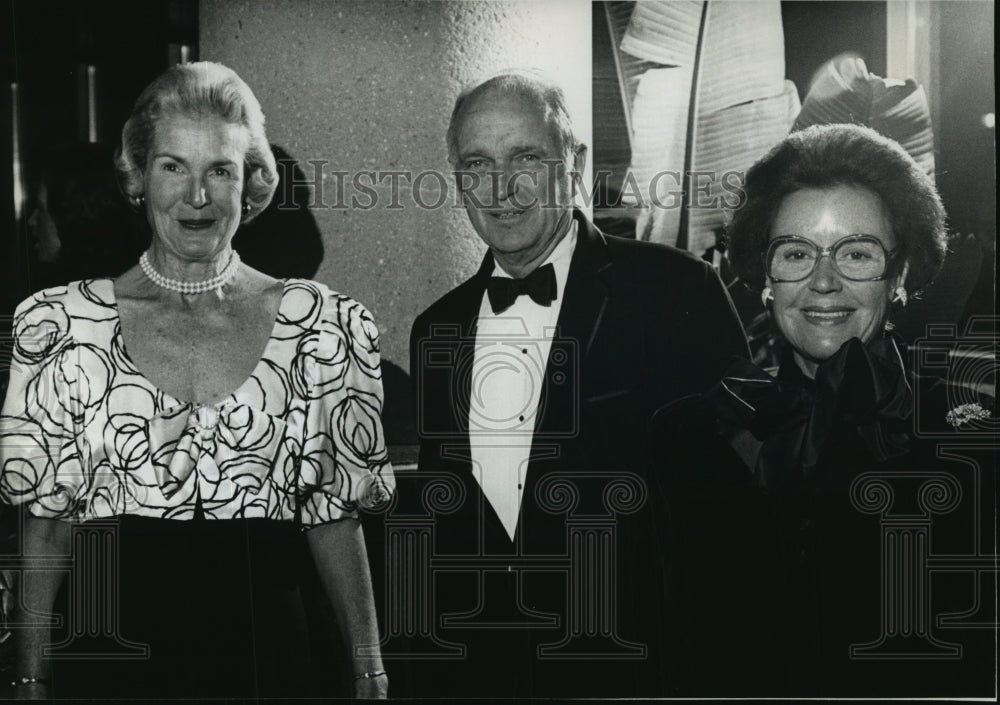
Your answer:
[48,516,313,699]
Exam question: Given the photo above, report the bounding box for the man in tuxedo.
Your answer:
[401,73,748,697]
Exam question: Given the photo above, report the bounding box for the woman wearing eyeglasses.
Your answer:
[652,124,994,696]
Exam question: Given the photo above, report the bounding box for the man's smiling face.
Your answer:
[453,89,582,277]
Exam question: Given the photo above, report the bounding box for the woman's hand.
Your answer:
[10,681,51,701]
[11,519,69,702]
[1,568,13,627]
[352,672,388,699]
[306,520,387,698]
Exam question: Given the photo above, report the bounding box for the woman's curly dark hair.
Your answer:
[726,123,946,294]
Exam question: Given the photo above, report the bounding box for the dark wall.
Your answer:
[782,1,887,102]
[937,1,995,328]
[11,0,198,156]
[5,0,197,304]
[937,1,995,240]
[1,5,17,318]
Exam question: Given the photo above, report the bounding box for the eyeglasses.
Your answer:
[764,234,896,283]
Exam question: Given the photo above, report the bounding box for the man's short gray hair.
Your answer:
[446,72,580,166]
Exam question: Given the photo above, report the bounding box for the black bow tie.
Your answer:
[486,263,558,314]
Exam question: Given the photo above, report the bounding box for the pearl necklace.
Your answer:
[139,250,241,295]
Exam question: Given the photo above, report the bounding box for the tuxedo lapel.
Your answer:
[533,211,612,440]
[440,256,492,437]
[557,211,613,360]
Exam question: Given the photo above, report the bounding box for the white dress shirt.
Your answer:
[470,221,577,541]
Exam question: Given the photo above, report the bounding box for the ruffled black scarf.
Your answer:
[705,336,913,489]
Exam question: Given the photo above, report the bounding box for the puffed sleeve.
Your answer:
[0,288,86,519]
[298,292,395,525]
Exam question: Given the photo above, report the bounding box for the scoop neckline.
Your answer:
[100,277,292,408]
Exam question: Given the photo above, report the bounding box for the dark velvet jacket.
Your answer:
[652,337,996,697]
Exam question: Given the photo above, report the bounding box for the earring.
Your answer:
[133,194,145,208]
[892,286,908,307]
[242,201,252,214]
[760,286,773,307]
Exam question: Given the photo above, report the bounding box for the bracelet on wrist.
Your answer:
[353,669,387,681]
[11,676,49,688]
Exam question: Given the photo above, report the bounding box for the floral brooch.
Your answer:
[945,402,991,429]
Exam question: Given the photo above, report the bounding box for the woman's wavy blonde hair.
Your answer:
[114,61,278,222]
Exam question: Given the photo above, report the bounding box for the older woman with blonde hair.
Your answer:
[1,62,392,699]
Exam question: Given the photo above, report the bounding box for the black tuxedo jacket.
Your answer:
[400,211,748,697]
